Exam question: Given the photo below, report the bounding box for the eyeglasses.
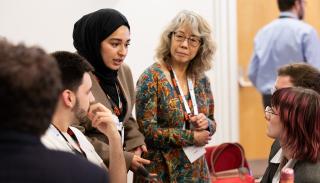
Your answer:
[265,106,278,119]
[171,32,202,47]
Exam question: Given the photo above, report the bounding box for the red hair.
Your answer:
[272,87,320,162]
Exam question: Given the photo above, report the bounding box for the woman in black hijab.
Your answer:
[73,8,149,172]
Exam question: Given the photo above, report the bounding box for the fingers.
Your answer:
[91,111,108,122]
[88,102,112,117]
[189,115,197,122]
[141,145,148,153]
[191,114,209,130]
[131,155,151,171]
[137,156,151,165]
[133,147,142,156]
[194,130,210,146]
[92,116,113,127]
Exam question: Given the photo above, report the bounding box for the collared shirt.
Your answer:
[248,12,320,94]
[270,148,297,183]
[41,124,105,168]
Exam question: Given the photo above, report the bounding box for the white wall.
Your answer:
[0,0,238,144]
[1,0,238,182]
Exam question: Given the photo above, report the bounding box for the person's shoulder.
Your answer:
[295,160,320,182]
[256,19,278,34]
[295,160,320,170]
[140,62,162,77]
[197,73,210,83]
[285,19,314,30]
[47,150,109,182]
[136,62,163,87]
[41,125,62,149]
[1,147,109,183]
[120,63,131,71]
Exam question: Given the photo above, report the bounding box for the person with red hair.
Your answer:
[264,87,320,182]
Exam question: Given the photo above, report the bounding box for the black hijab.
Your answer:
[73,8,130,82]
[73,9,130,120]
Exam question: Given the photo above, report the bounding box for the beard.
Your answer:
[298,1,305,20]
[298,10,304,20]
[72,99,90,126]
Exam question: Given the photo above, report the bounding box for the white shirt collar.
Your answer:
[270,148,283,164]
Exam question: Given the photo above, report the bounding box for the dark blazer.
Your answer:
[78,63,145,170]
[261,139,320,183]
[0,131,108,183]
[260,140,281,183]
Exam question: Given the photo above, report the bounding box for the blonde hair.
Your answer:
[155,10,216,77]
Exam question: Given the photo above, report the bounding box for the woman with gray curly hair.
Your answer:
[135,10,216,182]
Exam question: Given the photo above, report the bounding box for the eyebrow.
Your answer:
[109,38,131,42]
[176,31,199,38]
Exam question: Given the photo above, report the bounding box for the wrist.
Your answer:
[207,118,216,136]
[104,130,121,140]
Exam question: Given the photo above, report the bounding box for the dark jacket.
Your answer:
[261,139,320,183]
[0,131,108,183]
[260,140,281,183]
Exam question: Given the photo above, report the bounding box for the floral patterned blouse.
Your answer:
[135,63,215,183]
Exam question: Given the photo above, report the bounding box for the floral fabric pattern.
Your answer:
[135,63,215,183]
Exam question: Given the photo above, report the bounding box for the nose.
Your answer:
[118,44,128,56]
[89,92,95,103]
[180,38,189,48]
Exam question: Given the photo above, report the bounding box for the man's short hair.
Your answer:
[51,51,94,92]
[0,39,62,136]
[278,63,320,93]
[277,0,299,11]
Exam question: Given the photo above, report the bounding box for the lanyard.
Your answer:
[102,82,124,146]
[105,83,123,116]
[166,64,198,129]
[95,75,123,116]
[94,75,125,146]
[51,124,87,158]
[112,115,125,146]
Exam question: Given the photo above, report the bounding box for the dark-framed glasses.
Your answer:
[172,31,202,47]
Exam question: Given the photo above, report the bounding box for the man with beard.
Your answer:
[41,51,126,183]
[0,39,109,183]
[248,0,320,108]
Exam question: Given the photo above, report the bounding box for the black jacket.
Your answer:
[261,139,320,183]
[0,131,109,183]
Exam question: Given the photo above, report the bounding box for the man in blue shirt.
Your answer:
[248,0,320,108]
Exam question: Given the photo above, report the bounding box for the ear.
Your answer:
[61,90,76,108]
[294,0,301,10]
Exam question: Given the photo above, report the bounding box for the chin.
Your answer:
[110,65,121,70]
[266,132,276,139]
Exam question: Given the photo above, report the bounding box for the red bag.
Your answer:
[205,143,255,183]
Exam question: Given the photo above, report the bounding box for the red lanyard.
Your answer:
[95,75,123,117]
[105,83,123,117]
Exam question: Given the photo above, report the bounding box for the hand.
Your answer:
[189,113,209,131]
[193,130,211,146]
[88,102,118,137]
[133,145,148,156]
[130,155,151,171]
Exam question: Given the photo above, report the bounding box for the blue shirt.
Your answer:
[248,12,320,94]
